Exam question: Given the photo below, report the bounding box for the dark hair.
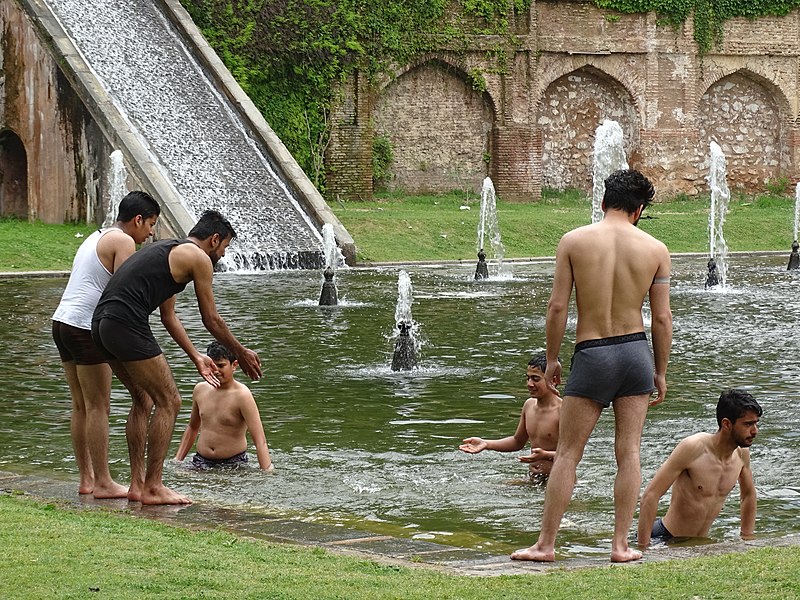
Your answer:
[116,190,160,222]
[716,388,762,427]
[603,169,655,215]
[206,341,236,363]
[528,353,550,372]
[188,210,236,242]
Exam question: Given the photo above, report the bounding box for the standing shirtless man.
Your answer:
[637,389,760,547]
[52,191,160,498]
[92,210,262,505]
[511,169,673,563]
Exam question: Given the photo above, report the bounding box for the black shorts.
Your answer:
[192,450,249,469]
[91,318,162,362]
[52,320,108,365]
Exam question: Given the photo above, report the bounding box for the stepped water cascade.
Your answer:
[706,142,731,289]
[101,150,128,228]
[591,120,628,224]
[47,0,325,269]
[474,177,507,280]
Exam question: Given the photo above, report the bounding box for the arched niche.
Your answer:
[373,59,495,195]
[0,129,29,219]
[537,67,639,192]
[698,71,790,191]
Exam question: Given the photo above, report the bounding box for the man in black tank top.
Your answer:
[92,210,262,506]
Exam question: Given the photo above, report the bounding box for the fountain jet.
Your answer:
[318,224,340,305]
[706,142,730,289]
[592,120,628,224]
[391,270,419,371]
[789,184,800,270]
[101,150,127,228]
[475,177,506,280]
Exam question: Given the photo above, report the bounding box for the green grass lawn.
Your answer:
[2,495,799,599]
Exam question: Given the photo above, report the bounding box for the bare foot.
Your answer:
[510,544,555,562]
[140,484,192,506]
[127,479,144,503]
[78,475,95,495]
[78,485,94,495]
[610,547,643,563]
[92,481,130,500]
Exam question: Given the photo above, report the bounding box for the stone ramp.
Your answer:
[34,0,351,269]
[3,470,798,577]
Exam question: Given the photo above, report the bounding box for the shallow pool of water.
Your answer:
[1,255,797,556]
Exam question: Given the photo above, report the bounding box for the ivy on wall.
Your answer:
[592,1,800,54]
[180,0,798,189]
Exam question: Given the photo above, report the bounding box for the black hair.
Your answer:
[188,210,236,242]
[716,388,762,427]
[116,190,160,222]
[206,341,236,363]
[528,353,549,372]
[603,169,655,215]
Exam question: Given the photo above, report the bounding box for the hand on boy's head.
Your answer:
[238,348,262,381]
[545,360,562,387]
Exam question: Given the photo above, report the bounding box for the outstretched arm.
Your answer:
[459,402,530,454]
[159,296,219,387]
[241,392,273,471]
[738,451,756,538]
[175,397,201,461]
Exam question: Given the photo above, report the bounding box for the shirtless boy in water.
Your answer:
[460,354,562,482]
[175,342,273,471]
[637,388,760,547]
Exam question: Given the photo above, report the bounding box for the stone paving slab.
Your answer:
[2,470,798,576]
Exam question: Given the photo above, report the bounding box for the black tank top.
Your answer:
[93,239,191,334]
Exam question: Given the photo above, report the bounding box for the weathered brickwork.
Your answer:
[327,1,800,202]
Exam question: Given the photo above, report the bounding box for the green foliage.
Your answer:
[372,133,394,188]
[592,1,800,54]
[179,0,533,189]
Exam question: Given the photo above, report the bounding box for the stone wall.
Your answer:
[0,0,115,223]
[327,1,800,202]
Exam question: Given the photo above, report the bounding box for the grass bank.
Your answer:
[2,494,799,599]
[331,189,797,263]
[1,191,795,270]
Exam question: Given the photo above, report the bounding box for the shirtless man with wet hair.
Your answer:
[511,168,673,563]
[637,388,760,547]
[92,209,262,505]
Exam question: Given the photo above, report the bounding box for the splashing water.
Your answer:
[322,223,341,270]
[391,270,420,370]
[794,182,800,242]
[707,141,730,289]
[102,150,128,228]
[476,177,506,277]
[591,120,628,224]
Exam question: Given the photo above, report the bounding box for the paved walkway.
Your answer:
[2,469,798,576]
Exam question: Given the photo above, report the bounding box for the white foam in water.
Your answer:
[47,0,323,269]
[592,119,628,224]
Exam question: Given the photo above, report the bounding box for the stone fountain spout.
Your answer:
[474,248,489,280]
[318,267,339,305]
[705,257,719,288]
[788,241,800,271]
[391,321,418,371]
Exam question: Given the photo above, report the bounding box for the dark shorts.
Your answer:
[564,332,656,408]
[52,320,108,365]
[651,517,674,541]
[91,318,162,362]
[192,450,249,469]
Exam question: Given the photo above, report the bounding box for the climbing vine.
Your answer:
[179,1,799,189]
[592,0,800,55]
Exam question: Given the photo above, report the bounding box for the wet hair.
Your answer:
[602,169,655,215]
[206,341,236,363]
[115,190,160,222]
[188,210,236,242]
[528,353,550,372]
[716,388,762,427]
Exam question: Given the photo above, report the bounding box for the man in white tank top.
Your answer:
[52,191,160,499]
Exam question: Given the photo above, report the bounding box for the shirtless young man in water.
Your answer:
[92,210,262,505]
[459,353,561,483]
[637,389,760,547]
[511,169,673,563]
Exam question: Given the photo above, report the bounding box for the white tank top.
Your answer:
[52,228,116,330]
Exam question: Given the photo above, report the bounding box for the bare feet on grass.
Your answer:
[510,544,555,562]
[140,484,192,506]
[92,480,129,500]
